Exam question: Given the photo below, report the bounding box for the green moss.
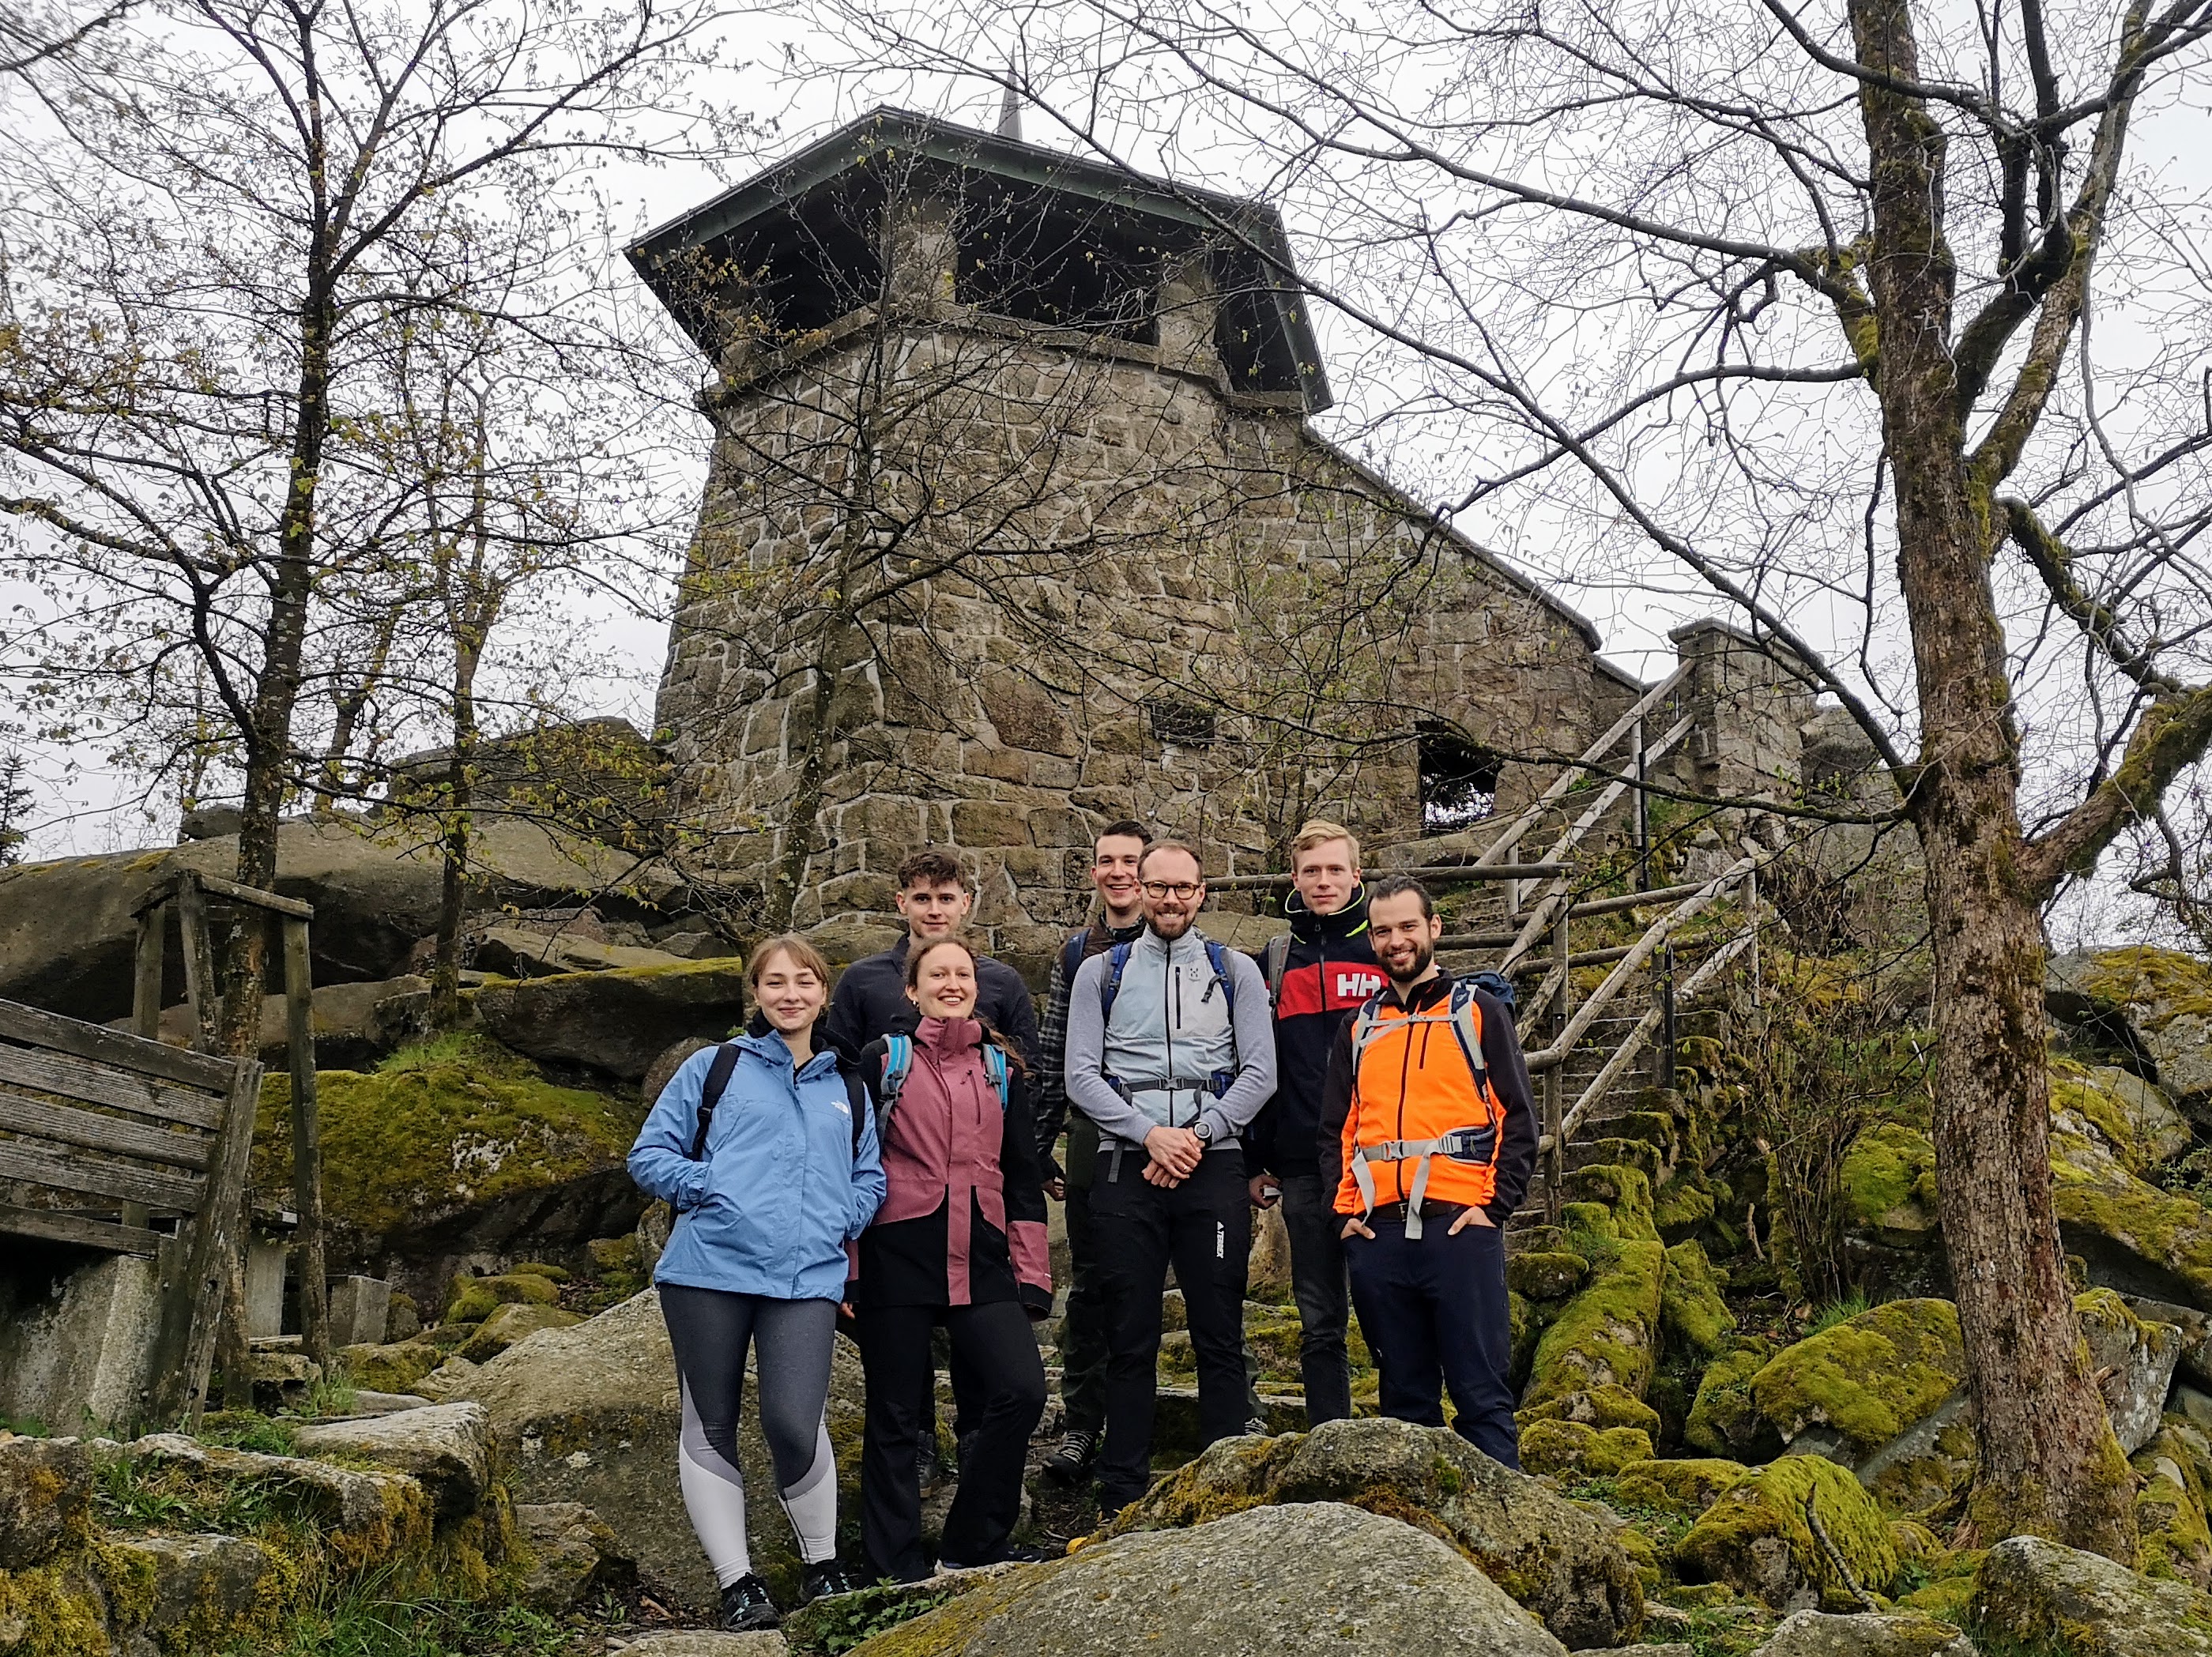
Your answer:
[1653,1171,1720,1241]
[335,1341,441,1395]
[2075,946,2212,1026]
[1661,1241,1736,1361]
[1749,1298,1965,1458]
[2135,1425,2212,1587]
[2053,1068,2146,1172]
[0,1561,109,1657]
[1518,1418,1653,1478]
[1843,1122,1939,1227]
[1614,1457,1753,1516]
[1507,1250,1590,1301]
[1686,1341,1781,1460]
[1517,1383,1662,1433]
[1562,1163,1661,1242]
[2050,1138,2212,1305]
[443,1272,560,1326]
[1523,1239,1667,1411]
[1676,1453,1901,1611]
[253,1049,643,1248]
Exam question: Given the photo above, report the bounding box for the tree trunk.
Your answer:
[429,627,483,1029]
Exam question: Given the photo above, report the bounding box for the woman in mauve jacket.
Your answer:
[851,933,1052,1580]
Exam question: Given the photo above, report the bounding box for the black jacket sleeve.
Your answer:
[1030,951,1072,1180]
[1315,1022,1356,1216]
[984,961,1044,1073]
[1477,988,1539,1223]
[822,964,870,1064]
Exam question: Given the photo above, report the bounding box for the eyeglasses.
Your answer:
[1141,880,1203,900]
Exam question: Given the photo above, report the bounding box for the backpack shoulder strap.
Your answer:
[842,1068,871,1154]
[1061,928,1090,989]
[690,1042,743,1159]
[1348,992,1391,1070]
[1262,933,1292,1010]
[982,1044,1010,1108]
[1099,940,1135,1022]
[879,1034,914,1117]
[1203,938,1236,1015]
[1448,979,1490,1079]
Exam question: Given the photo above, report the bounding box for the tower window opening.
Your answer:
[1419,725,1502,832]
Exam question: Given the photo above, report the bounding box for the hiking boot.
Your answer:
[799,1558,870,1602]
[1243,1417,1271,1437]
[917,1440,944,1494]
[718,1573,780,1632]
[940,1543,1050,1569]
[1041,1428,1098,1484]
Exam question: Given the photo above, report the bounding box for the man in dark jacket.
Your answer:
[823,848,1041,1069]
[1031,819,1150,1482]
[1246,819,1387,1425]
[821,846,1041,1489]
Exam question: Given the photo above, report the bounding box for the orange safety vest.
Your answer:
[1334,980,1505,1235]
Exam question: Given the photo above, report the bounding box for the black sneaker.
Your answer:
[1041,1428,1098,1484]
[939,1543,1050,1569]
[1242,1416,1271,1437]
[800,1558,869,1602]
[718,1573,780,1632]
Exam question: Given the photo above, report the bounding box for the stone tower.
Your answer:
[631,109,1638,964]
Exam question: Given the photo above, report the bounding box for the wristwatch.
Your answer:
[1193,1118,1215,1146]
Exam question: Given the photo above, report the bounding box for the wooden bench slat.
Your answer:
[0,1200,164,1257]
[0,1139,204,1211]
[0,999,239,1090]
[0,1044,225,1131]
[0,1092,212,1171]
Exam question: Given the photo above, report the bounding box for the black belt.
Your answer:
[1362,1199,1472,1225]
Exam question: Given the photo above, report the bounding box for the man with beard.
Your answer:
[1317,876,1536,1468]
[1063,840,1276,1512]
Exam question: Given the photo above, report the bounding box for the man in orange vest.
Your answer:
[1317,875,1536,1468]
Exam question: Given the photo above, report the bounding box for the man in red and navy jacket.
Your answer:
[1245,819,1389,1425]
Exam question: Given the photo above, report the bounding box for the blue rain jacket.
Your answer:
[627,1033,886,1302]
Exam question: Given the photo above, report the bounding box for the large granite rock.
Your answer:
[2051,948,2212,1113]
[1675,1455,1899,1613]
[854,1502,1570,1655]
[0,811,679,1022]
[515,1501,636,1610]
[454,1287,864,1614]
[292,1402,492,1521]
[0,1433,92,1569]
[2078,1288,2186,1454]
[1971,1533,2212,1656]
[1104,1415,1642,1649]
[473,959,749,1082]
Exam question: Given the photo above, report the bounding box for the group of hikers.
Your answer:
[626,820,1539,1632]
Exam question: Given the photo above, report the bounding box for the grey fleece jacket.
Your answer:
[1063,925,1276,1151]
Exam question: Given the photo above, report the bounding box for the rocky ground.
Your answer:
[11,797,2212,1655]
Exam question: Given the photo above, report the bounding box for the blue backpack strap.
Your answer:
[1448,979,1490,1081]
[1099,940,1135,1022]
[1203,939,1237,1015]
[982,1044,1010,1108]
[690,1042,743,1159]
[1061,928,1090,989]
[879,1034,914,1118]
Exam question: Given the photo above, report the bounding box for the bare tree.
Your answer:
[805,0,2212,1554]
[0,0,733,1046]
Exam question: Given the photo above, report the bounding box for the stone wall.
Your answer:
[654,299,1635,965]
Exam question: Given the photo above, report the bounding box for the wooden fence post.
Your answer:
[283,917,329,1373]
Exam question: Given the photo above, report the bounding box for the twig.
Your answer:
[1805,1489,1882,1612]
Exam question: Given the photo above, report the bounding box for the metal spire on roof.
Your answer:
[996,83,1022,141]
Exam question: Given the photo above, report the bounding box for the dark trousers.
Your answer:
[1279,1172,1354,1425]
[1091,1147,1251,1510]
[1344,1214,1520,1470]
[857,1300,1046,1580]
[1058,1179,1109,1437]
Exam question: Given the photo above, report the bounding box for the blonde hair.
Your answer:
[748,933,832,989]
[1291,819,1361,869]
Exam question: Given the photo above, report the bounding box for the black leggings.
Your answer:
[856,1299,1046,1580]
[660,1283,842,1585]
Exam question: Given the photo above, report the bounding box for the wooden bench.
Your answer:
[0,996,262,1425]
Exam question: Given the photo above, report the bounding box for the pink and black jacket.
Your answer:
[853,1015,1053,1317]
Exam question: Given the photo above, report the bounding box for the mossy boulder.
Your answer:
[2051,947,2212,1111]
[1521,1418,1654,1478]
[458,1301,582,1363]
[1687,1339,1784,1462]
[1662,1240,1736,1360]
[1653,1168,1720,1241]
[2078,1286,2188,1453]
[445,1271,562,1325]
[1970,1532,2212,1657]
[473,957,748,1083]
[1562,1163,1661,1241]
[337,1339,442,1395]
[1509,1250,1591,1301]
[1523,1241,1667,1413]
[1615,1457,1753,1517]
[254,1037,647,1267]
[1841,1123,1940,1248]
[1751,1609,1974,1655]
[2052,1058,2193,1174]
[2050,1110,2212,1309]
[1675,1455,1900,1613]
[1749,1300,1965,1461]
[1518,1383,1662,1434]
[0,1434,93,1569]
[2138,1422,2212,1589]
[1103,1414,1644,1649]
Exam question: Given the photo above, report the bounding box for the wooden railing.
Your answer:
[0,996,261,1425]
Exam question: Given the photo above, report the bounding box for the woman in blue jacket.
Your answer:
[628,934,886,1631]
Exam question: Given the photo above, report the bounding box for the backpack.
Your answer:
[1060,928,1091,992]
[876,1031,1010,1124]
[1344,975,1505,1238]
[1261,933,1292,1010]
[1465,969,1517,1014]
[1348,976,1491,1083]
[690,1041,869,1160]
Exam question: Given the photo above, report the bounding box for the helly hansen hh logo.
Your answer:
[1276,961,1388,1019]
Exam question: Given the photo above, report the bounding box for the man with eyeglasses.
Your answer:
[1063,840,1276,1513]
